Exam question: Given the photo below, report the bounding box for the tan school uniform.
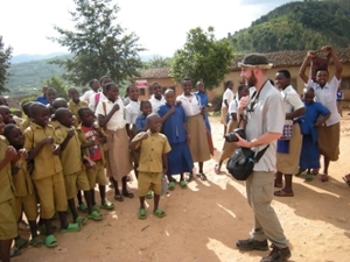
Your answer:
[12,160,38,221]
[132,130,171,196]
[0,136,18,240]
[24,123,67,219]
[60,126,90,199]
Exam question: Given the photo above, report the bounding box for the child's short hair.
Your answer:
[146,113,160,123]
[277,69,291,79]
[3,123,18,139]
[126,84,136,94]
[89,79,97,87]
[181,77,192,85]
[224,80,233,88]
[54,108,71,122]
[315,67,329,75]
[22,101,34,116]
[237,84,247,93]
[105,83,118,91]
[78,107,91,119]
[140,100,151,110]
[29,102,47,116]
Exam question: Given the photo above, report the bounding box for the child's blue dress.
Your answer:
[194,91,211,133]
[299,101,330,169]
[158,104,194,175]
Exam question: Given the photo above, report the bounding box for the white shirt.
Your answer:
[125,100,141,124]
[222,89,234,108]
[150,95,166,114]
[95,97,126,130]
[89,92,106,112]
[177,93,201,116]
[228,99,238,114]
[280,85,304,114]
[307,76,341,126]
[81,90,98,103]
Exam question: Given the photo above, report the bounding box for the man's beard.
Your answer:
[246,71,257,87]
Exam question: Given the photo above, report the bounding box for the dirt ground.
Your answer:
[14,112,350,262]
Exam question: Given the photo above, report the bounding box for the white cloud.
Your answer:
[0,0,296,56]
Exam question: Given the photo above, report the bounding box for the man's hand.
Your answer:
[238,96,249,114]
[234,134,253,148]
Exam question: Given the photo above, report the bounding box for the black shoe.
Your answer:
[236,238,269,251]
[260,245,291,262]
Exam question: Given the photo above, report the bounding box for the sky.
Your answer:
[0,0,297,57]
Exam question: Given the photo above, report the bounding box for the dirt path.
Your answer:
[15,113,350,262]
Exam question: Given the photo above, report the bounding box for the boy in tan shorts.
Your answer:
[130,114,171,220]
[77,107,114,210]
[0,115,20,262]
[4,124,42,248]
[24,103,80,248]
[55,108,103,223]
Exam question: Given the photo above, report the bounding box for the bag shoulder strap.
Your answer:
[254,145,270,163]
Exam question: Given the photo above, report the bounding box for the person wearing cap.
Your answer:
[233,54,291,262]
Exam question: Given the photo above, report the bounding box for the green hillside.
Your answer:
[6,56,68,97]
[229,0,350,53]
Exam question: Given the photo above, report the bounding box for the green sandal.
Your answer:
[138,208,147,220]
[180,180,187,189]
[305,173,313,181]
[168,181,176,190]
[75,215,88,226]
[14,237,28,249]
[100,200,114,210]
[87,210,103,221]
[77,203,88,213]
[145,190,153,199]
[60,223,81,233]
[30,236,44,248]
[44,234,58,248]
[38,224,57,236]
[153,209,166,218]
[92,204,100,211]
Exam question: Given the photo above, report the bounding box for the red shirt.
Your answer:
[81,126,102,161]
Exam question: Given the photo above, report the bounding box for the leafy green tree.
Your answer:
[49,0,144,86]
[43,76,69,100]
[170,27,234,90]
[0,36,12,94]
[144,55,171,69]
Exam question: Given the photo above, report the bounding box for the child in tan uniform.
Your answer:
[4,124,42,248]
[24,103,80,248]
[55,108,103,223]
[77,107,114,210]
[0,115,20,262]
[130,114,171,220]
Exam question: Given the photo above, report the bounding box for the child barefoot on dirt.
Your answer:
[130,114,171,220]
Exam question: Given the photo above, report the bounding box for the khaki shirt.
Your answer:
[60,126,84,175]
[12,159,35,197]
[132,130,171,173]
[20,118,31,132]
[0,136,15,202]
[23,123,63,180]
[68,100,88,125]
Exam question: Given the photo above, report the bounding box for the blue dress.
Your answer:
[158,104,194,175]
[135,114,147,133]
[194,91,211,132]
[299,101,330,169]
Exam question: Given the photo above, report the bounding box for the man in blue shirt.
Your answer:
[35,86,49,105]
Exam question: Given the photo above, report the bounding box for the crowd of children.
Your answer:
[0,75,217,261]
[0,45,348,261]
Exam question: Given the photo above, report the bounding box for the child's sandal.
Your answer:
[153,209,166,218]
[138,208,147,220]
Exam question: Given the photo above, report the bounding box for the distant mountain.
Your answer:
[11,52,69,64]
[228,0,350,53]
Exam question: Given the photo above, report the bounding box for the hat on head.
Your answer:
[238,54,273,69]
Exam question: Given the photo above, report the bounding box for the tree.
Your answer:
[0,36,13,94]
[43,76,69,100]
[49,0,144,86]
[170,27,234,90]
[144,55,171,69]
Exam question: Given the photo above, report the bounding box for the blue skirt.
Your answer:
[167,142,194,175]
[299,135,320,169]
